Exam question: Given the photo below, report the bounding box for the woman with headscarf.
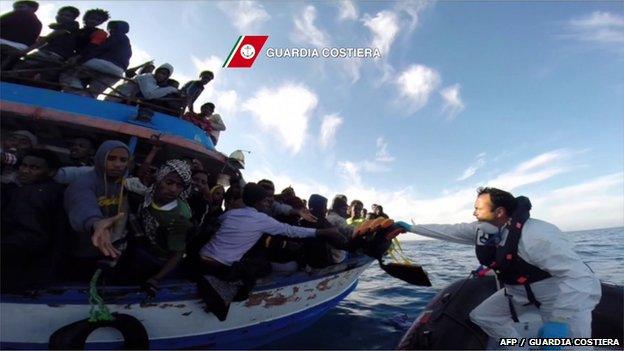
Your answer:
[134,159,193,296]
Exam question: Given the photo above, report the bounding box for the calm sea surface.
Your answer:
[263,227,624,350]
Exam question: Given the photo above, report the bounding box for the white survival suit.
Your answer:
[407,218,601,340]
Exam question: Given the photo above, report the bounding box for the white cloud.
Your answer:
[217,1,270,34]
[486,149,572,191]
[440,83,465,119]
[320,114,343,149]
[37,3,57,36]
[396,64,441,111]
[292,6,330,48]
[129,47,153,69]
[184,55,239,117]
[191,55,223,76]
[337,161,363,185]
[395,0,429,31]
[337,0,358,21]
[565,11,624,46]
[532,173,624,231]
[375,137,395,162]
[363,10,400,59]
[457,152,486,181]
[242,84,318,154]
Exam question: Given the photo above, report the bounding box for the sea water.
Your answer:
[263,227,624,350]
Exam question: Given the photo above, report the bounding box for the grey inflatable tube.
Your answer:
[397,276,623,350]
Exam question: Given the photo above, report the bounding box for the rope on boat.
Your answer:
[387,238,412,264]
[88,269,115,322]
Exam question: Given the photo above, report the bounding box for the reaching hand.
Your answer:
[298,208,318,223]
[394,221,412,232]
[91,213,125,258]
[141,278,160,298]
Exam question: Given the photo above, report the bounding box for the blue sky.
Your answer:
[3,0,623,231]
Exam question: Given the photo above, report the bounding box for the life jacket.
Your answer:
[474,196,552,317]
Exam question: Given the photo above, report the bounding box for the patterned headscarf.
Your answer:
[141,159,192,209]
[138,159,192,240]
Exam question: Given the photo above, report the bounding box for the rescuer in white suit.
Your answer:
[395,187,601,344]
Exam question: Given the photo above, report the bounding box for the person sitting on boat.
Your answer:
[394,187,601,344]
[63,140,130,278]
[125,60,155,79]
[198,183,345,289]
[187,169,211,224]
[1,149,66,292]
[257,179,317,223]
[1,129,37,184]
[297,194,340,268]
[180,70,214,114]
[182,102,226,145]
[346,199,365,227]
[74,8,109,56]
[68,136,95,166]
[133,159,194,295]
[106,63,179,107]
[13,6,80,84]
[60,20,132,98]
[0,0,41,70]
[326,195,353,263]
[372,204,389,219]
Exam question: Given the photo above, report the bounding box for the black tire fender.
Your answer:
[49,313,149,350]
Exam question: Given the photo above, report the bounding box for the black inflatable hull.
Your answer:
[397,276,623,350]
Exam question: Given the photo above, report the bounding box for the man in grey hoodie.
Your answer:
[64,140,130,267]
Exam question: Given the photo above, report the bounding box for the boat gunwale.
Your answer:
[0,256,374,305]
[0,100,226,161]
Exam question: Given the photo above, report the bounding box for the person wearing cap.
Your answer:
[0,1,42,70]
[1,130,38,184]
[199,183,345,284]
[180,70,214,114]
[60,20,132,98]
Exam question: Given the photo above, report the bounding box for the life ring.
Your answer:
[49,313,149,350]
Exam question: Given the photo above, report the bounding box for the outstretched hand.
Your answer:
[394,221,412,232]
[92,213,125,258]
[298,208,318,223]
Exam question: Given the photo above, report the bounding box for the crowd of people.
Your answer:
[0,128,391,296]
[0,1,226,145]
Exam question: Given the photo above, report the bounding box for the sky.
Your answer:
[2,0,623,233]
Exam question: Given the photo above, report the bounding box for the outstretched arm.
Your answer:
[396,221,479,245]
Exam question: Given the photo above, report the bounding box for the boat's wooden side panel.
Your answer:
[0,82,222,160]
[0,263,370,349]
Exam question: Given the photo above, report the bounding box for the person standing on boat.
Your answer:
[180,70,214,114]
[64,140,130,276]
[395,187,601,343]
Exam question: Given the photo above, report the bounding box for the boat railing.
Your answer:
[1,55,186,118]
